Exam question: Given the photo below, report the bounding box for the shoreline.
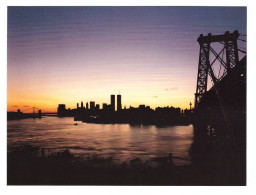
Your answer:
[7,145,245,185]
[7,115,193,127]
[5,145,206,185]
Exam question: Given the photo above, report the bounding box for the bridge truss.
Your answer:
[194,30,243,109]
[191,31,246,185]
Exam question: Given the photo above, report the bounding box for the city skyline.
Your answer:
[7,7,246,113]
[59,93,186,112]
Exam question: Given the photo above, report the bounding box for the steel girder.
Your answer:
[195,43,210,109]
[194,31,239,109]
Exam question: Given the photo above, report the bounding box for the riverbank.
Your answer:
[6,145,193,185]
[7,145,243,185]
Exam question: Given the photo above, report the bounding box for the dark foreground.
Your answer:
[8,145,245,185]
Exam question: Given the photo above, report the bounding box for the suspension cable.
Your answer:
[218,50,225,79]
[238,48,246,54]
[238,38,246,42]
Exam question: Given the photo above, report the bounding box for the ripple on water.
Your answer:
[7,117,194,166]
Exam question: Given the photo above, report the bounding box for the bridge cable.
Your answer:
[238,39,246,42]
[238,47,246,53]
[19,107,41,112]
[238,48,246,54]
[239,46,246,50]
[218,50,225,79]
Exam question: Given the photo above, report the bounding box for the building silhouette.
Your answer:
[139,105,145,109]
[58,104,67,116]
[58,104,66,113]
[102,103,107,110]
[56,94,190,125]
[117,94,122,111]
[111,95,115,111]
[90,101,95,110]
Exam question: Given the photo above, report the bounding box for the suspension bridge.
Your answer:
[192,30,246,185]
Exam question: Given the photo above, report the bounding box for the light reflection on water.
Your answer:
[7,117,194,165]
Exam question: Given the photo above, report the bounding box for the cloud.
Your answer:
[164,87,178,91]
[23,105,29,107]
[152,96,158,98]
[12,105,18,107]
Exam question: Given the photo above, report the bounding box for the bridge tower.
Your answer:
[194,31,240,109]
[192,31,246,185]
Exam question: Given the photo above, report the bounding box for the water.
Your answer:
[7,117,194,166]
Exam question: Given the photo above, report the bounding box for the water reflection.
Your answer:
[8,117,194,165]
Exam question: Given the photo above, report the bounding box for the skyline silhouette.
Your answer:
[55,93,193,126]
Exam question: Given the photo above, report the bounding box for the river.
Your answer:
[7,116,194,166]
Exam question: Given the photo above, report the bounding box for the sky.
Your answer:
[7,6,246,113]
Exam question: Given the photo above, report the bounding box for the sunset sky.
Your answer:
[7,6,246,113]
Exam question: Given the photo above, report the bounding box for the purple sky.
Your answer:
[7,7,246,112]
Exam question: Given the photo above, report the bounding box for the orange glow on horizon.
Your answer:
[7,61,195,113]
[7,92,194,113]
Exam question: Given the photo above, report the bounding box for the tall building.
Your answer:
[81,101,84,109]
[102,103,107,110]
[58,104,66,111]
[96,104,100,110]
[90,101,95,110]
[111,95,115,111]
[139,104,145,109]
[86,102,89,109]
[117,94,122,111]
[58,104,66,116]
[77,103,79,109]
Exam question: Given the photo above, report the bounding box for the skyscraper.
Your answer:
[58,104,66,116]
[102,103,107,110]
[90,101,95,110]
[117,94,122,111]
[81,101,83,109]
[111,95,115,111]
[58,104,66,112]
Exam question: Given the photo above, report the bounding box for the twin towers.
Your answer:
[111,94,122,112]
[76,94,122,112]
